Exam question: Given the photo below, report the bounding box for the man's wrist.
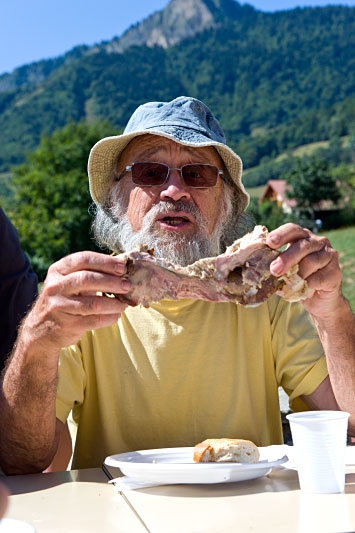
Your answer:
[310,294,353,333]
[12,317,61,370]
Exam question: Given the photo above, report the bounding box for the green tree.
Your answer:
[333,164,355,208]
[331,163,355,226]
[246,198,292,231]
[1,7,354,172]
[285,157,341,222]
[5,121,118,280]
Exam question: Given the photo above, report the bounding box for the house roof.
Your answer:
[260,180,298,207]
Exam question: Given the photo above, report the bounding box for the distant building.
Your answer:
[259,180,297,214]
[259,179,340,231]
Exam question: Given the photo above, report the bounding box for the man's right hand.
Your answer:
[23,251,131,349]
[0,251,131,474]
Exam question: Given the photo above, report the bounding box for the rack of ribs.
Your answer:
[109,225,311,307]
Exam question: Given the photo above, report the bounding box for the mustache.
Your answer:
[109,200,203,225]
[144,201,204,225]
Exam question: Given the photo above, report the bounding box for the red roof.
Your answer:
[260,180,298,207]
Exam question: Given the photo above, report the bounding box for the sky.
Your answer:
[2,0,355,76]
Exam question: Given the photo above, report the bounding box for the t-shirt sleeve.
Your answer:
[268,296,328,411]
[56,343,86,423]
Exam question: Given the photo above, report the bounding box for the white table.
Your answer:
[1,468,146,532]
[122,465,355,533]
[2,451,355,533]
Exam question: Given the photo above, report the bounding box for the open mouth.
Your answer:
[157,214,193,229]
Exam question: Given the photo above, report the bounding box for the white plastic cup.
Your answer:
[286,410,350,494]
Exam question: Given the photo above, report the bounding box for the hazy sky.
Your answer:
[2,0,354,75]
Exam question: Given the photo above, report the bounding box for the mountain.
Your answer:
[103,0,254,52]
[0,46,89,93]
[0,0,252,93]
[0,0,354,172]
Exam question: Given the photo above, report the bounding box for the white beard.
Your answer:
[92,181,244,266]
[111,198,231,266]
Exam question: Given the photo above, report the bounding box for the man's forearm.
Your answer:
[0,324,60,475]
[311,296,355,432]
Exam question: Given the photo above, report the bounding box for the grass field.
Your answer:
[323,226,355,311]
[247,185,265,198]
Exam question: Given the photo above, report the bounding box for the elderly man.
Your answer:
[0,97,354,474]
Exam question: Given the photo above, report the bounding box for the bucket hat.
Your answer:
[88,96,249,211]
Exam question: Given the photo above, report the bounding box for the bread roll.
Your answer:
[193,438,259,463]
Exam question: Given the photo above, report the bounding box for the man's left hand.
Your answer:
[266,223,343,318]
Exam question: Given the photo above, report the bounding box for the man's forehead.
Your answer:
[120,134,220,162]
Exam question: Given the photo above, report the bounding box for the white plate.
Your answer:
[104,446,288,484]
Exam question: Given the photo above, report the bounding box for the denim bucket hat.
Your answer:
[88,96,249,210]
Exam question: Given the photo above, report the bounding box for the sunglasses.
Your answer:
[123,162,224,188]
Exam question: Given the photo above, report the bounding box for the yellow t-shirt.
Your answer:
[56,296,328,469]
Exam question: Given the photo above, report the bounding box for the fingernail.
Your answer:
[270,258,283,275]
[268,234,280,245]
[114,262,126,274]
[122,280,131,291]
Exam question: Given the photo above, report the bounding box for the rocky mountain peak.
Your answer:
[0,0,251,92]
[105,0,247,53]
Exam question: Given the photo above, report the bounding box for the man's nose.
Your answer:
[159,169,191,202]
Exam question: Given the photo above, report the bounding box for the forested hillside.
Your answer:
[0,0,354,172]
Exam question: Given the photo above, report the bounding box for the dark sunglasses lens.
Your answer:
[182,164,218,187]
[131,163,167,185]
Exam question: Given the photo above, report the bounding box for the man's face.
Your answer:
[93,134,237,265]
[113,134,225,238]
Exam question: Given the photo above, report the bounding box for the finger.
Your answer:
[90,313,126,330]
[297,246,337,280]
[303,253,342,292]
[54,294,129,317]
[45,270,131,298]
[49,251,127,277]
[56,312,126,339]
[270,235,330,276]
[28,301,128,347]
[266,223,311,249]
